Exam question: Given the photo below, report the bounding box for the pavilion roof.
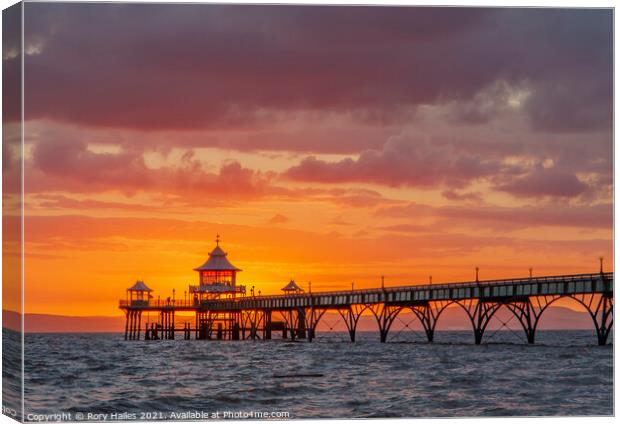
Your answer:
[281,280,304,292]
[127,280,153,292]
[194,244,242,272]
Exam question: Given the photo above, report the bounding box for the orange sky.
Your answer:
[13,162,612,316]
[2,5,613,317]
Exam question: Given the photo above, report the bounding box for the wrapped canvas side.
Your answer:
[2,2,23,422]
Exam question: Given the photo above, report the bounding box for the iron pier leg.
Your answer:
[124,311,129,340]
[595,294,613,346]
[128,311,132,340]
[265,310,272,340]
[232,322,240,340]
[304,308,322,343]
[290,311,297,341]
[131,311,137,340]
[297,308,307,339]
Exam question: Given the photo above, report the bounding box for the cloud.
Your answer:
[525,78,612,132]
[26,135,409,211]
[20,5,611,134]
[285,136,517,188]
[375,224,434,234]
[28,138,282,199]
[494,166,589,198]
[268,214,290,224]
[35,195,155,212]
[441,190,483,203]
[444,80,531,125]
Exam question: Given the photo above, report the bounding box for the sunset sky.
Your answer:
[3,4,613,316]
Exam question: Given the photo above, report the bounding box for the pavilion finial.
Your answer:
[599,256,604,274]
[216,233,220,246]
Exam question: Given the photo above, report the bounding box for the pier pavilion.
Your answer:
[120,239,614,345]
[187,235,245,340]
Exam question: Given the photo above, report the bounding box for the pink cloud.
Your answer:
[442,189,483,203]
[28,138,283,199]
[285,137,514,189]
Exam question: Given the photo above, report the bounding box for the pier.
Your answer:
[119,239,614,345]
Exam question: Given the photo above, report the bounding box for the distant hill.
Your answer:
[3,306,596,333]
[3,311,126,333]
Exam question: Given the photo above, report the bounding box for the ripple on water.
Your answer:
[16,330,613,418]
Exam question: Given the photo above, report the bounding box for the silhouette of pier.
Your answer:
[121,271,613,345]
[120,238,613,345]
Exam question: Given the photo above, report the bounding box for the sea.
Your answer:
[2,329,614,420]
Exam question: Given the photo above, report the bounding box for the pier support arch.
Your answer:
[456,299,502,344]
[565,293,614,346]
[370,304,404,343]
[504,296,559,344]
[408,301,452,343]
[506,293,613,346]
[303,307,328,342]
[337,305,370,342]
[280,308,307,340]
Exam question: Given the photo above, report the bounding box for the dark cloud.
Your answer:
[21,4,612,134]
[525,79,612,132]
[495,166,589,198]
[2,3,21,122]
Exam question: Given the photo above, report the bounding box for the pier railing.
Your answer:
[119,272,612,309]
[119,299,199,308]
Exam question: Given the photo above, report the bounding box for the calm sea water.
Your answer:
[4,330,614,420]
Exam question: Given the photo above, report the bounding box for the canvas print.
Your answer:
[2,2,614,422]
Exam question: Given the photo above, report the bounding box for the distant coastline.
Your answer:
[3,307,597,333]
